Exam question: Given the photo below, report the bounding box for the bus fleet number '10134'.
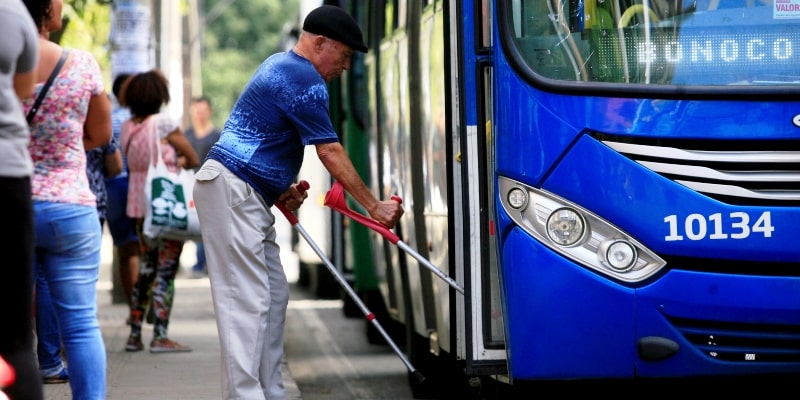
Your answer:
[664,211,773,241]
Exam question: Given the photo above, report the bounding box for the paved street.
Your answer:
[44,220,303,399]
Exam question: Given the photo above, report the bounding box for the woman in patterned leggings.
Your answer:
[119,70,199,353]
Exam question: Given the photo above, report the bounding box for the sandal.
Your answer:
[149,338,192,353]
[125,334,144,352]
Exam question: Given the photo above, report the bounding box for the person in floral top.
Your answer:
[22,0,111,398]
[120,69,199,353]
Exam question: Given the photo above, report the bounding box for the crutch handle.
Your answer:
[274,180,310,226]
[324,181,401,244]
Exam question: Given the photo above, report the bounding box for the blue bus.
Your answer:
[328,0,800,396]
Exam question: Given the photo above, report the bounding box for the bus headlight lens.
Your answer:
[599,240,636,271]
[507,187,527,209]
[546,208,585,246]
[498,176,666,283]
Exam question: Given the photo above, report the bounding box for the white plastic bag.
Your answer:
[142,133,201,241]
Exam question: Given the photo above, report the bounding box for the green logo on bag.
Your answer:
[150,177,189,230]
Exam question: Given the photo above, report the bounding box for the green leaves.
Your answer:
[200,0,300,125]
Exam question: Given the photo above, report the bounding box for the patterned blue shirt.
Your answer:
[111,103,131,177]
[85,134,120,220]
[206,50,339,205]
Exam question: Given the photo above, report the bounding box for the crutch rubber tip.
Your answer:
[411,370,425,384]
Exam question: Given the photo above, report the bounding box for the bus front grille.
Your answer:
[594,134,800,207]
[668,316,800,363]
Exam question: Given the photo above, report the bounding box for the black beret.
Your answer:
[303,5,368,53]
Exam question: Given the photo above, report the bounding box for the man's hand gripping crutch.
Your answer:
[323,181,464,295]
[274,180,426,384]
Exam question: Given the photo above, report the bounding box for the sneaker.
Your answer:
[42,368,68,384]
[125,334,144,352]
[149,338,192,353]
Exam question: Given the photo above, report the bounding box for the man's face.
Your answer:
[316,37,354,82]
[190,101,211,123]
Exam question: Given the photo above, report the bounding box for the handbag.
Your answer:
[142,125,202,241]
[27,50,67,124]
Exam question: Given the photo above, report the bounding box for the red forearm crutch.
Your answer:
[275,181,425,384]
[323,181,464,295]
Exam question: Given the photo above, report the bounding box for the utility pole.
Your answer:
[111,0,183,120]
[154,0,184,123]
[108,0,186,303]
[184,0,203,129]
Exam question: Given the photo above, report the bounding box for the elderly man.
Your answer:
[194,5,404,400]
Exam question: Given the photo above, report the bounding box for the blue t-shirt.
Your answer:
[207,50,339,205]
[110,103,131,178]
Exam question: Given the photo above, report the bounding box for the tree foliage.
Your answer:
[60,0,112,86]
[200,0,300,126]
[51,0,300,127]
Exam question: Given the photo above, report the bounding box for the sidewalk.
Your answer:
[44,229,302,399]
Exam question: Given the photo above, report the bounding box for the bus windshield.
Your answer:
[506,0,800,86]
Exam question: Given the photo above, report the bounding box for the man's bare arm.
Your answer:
[316,141,404,228]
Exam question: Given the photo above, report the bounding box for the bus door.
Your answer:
[452,0,508,376]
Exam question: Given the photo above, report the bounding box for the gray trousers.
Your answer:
[194,159,288,400]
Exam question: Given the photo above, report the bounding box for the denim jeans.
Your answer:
[105,175,138,246]
[191,240,206,273]
[35,276,64,376]
[33,201,106,400]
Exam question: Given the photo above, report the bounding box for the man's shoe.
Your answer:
[150,338,192,353]
[125,334,144,352]
[42,369,68,384]
[189,269,207,279]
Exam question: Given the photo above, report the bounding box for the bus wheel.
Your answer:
[361,290,404,345]
[342,287,361,318]
[406,330,441,399]
[310,263,339,299]
[297,261,311,287]
[406,329,475,399]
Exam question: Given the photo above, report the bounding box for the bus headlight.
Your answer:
[546,208,585,246]
[498,176,666,283]
[599,240,637,272]
[507,187,527,209]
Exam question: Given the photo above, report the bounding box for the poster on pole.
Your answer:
[110,0,153,75]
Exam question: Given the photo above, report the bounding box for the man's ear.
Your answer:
[314,35,326,53]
